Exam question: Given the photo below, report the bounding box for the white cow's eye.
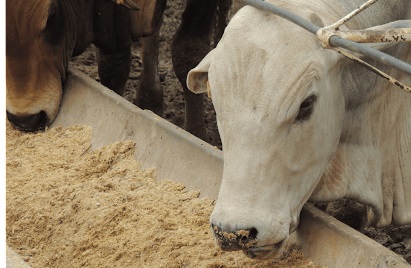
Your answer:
[295,94,317,122]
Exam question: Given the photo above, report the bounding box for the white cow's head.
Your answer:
[187,3,409,259]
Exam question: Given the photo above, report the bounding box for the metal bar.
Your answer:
[239,0,411,76]
[326,0,381,30]
[238,0,321,34]
[329,35,411,75]
[333,47,411,92]
[337,28,411,43]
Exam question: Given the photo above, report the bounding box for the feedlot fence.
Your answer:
[239,0,411,92]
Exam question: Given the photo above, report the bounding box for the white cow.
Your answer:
[187,0,411,259]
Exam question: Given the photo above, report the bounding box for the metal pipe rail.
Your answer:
[238,0,411,91]
[336,26,411,44]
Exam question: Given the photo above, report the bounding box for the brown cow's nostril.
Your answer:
[211,224,258,251]
[7,111,48,132]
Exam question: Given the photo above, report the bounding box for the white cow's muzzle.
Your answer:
[210,222,290,259]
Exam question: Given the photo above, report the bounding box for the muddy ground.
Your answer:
[69,0,410,263]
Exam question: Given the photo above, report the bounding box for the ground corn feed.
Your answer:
[6,122,322,267]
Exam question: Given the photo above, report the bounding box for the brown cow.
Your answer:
[6,0,231,140]
[6,0,165,132]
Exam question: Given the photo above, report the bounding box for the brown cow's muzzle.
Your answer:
[7,111,49,132]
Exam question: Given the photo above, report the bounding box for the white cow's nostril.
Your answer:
[211,224,258,251]
[248,227,258,239]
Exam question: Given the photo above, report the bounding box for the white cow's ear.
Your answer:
[187,49,215,94]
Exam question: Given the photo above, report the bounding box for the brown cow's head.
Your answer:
[6,0,157,132]
[6,0,93,131]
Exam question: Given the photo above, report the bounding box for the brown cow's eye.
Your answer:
[43,2,63,45]
[295,94,317,122]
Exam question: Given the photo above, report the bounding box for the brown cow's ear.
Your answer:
[105,0,165,37]
[110,0,141,10]
[187,49,215,94]
[129,0,166,37]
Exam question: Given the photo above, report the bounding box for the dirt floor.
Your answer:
[46,0,411,265]
[71,0,221,147]
[6,122,322,268]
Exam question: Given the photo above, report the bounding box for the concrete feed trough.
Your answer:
[7,69,410,268]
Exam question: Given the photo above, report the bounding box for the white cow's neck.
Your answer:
[303,0,411,226]
[318,54,411,227]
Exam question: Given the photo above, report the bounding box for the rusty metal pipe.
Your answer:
[337,27,411,43]
[328,35,411,75]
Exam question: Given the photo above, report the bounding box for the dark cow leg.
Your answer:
[135,31,163,116]
[173,0,231,141]
[97,46,132,96]
[215,0,232,43]
[172,0,220,141]
[317,200,369,231]
[94,1,132,96]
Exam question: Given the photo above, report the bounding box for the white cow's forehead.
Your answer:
[218,4,324,75]
[229,4,316,45]
[209,16,325,119]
